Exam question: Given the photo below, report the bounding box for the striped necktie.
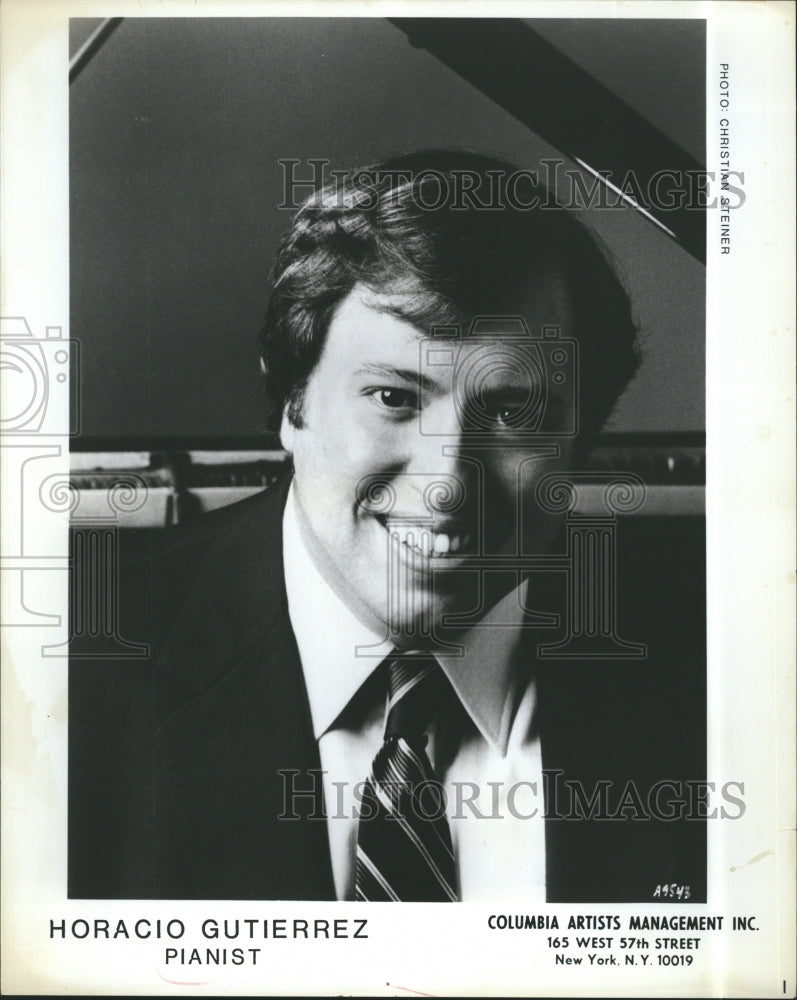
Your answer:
[355,653,458,902]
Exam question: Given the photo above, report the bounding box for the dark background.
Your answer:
[69,17,705,444]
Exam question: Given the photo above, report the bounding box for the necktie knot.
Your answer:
[384,653,442,742]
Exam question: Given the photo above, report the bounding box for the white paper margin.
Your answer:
[1,1,794,996]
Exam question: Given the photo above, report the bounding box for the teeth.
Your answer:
[430,531,471,555]
[383,521,471,556]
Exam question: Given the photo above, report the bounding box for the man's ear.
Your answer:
[279,409,296,453]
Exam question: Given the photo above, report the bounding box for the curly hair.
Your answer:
[259,149,640,444]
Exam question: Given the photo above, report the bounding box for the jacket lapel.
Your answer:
[156,479,336,899]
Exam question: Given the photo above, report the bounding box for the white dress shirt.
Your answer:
[283,486,546,901]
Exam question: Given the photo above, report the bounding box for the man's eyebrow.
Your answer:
[352,363,439,393]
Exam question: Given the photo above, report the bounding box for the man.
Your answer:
[69,150,706,902]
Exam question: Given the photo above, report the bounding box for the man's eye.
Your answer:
[373,388,417,410]
[495,404,524,426]
[485,399,531,428]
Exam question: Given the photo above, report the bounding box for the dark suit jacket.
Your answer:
[69,476,706,901]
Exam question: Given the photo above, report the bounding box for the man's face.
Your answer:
[281,280,577,642]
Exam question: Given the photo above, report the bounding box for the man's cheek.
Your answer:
[521,508,564,556]
[342,426,402,472]
[481,454,526,511]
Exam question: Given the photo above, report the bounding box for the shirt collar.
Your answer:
[283,483,528,756]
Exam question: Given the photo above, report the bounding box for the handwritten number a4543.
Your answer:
[653,883,691,900]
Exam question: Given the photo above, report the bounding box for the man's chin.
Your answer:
[381,587,482,648]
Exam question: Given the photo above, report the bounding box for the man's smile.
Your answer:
[373,512,477,562]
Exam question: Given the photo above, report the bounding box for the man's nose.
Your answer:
[403,402,480,518]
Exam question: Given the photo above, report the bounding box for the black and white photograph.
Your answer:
[1,2,794,996]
